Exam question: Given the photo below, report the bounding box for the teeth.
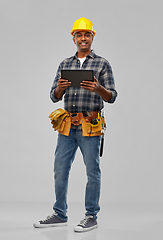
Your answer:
[81,43,87,45]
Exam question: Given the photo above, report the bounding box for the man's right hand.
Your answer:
[58,78,71,90]
[55,78,71,99]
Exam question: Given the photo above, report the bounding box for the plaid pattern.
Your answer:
[50,51,117,113]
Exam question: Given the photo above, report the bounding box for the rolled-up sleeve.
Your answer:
[108,89,118,103]
[50,64,64,103]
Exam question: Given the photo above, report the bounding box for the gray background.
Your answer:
[0,0,162,205]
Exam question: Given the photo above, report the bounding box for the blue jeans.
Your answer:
[53,128,101,221]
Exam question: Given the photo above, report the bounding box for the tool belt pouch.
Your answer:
[81,117,105,137]
[57,116,71,136]
[49,108,71,136]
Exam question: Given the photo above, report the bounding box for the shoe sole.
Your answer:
[33,222,67,228]
[74,224,98,232]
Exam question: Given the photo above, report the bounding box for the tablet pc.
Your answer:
[61,70,94,88]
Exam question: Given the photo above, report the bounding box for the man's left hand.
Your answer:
[80,76,100,92]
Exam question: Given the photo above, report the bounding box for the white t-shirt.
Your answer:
[78,57,86,68]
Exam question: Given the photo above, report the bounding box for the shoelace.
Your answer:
[41,213,58,223]
[79,216,93,227]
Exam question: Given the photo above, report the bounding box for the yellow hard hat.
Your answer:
[70,17,96,36]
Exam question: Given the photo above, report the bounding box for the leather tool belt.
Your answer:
[57,110,105,137]
[49,108,106,156]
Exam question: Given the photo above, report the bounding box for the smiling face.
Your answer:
[73,31,94,56]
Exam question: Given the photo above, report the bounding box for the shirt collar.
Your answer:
[73,50,95,60]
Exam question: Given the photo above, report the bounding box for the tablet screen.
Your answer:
[61,70,94,88]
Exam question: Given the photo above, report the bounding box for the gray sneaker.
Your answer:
[33,212,67,228]
[74,215,98,232]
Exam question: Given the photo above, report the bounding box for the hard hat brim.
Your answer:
[70,29,96,36]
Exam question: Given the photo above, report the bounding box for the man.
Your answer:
[33,17,117,232]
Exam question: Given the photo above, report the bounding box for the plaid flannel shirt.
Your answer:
[50,51,117,113]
